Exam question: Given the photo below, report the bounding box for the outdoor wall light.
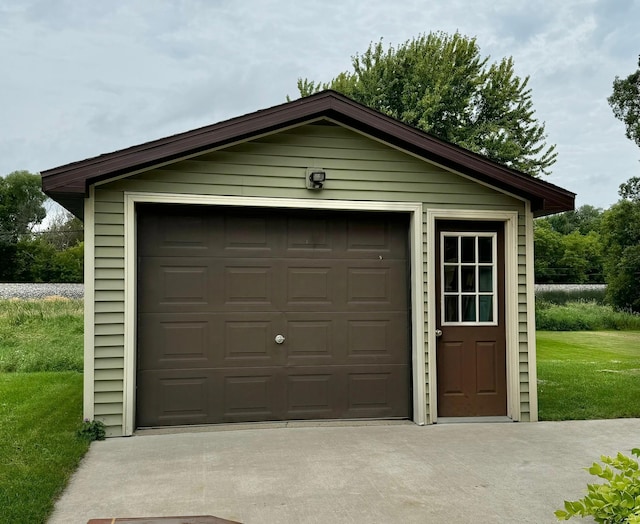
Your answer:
[306,168,327,190]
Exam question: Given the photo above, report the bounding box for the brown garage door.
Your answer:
[136,204,411,427]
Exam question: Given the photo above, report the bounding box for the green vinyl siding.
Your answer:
[91,121,533,435]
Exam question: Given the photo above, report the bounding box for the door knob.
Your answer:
[434,329,443,338]
[275,334,285,344]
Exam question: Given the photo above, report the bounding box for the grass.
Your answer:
[0,298,83,372]
[0,298,87,524]
[0,372,89,524]
[537,331,640,420]
[535,287,607,306]
[536,300,640,331]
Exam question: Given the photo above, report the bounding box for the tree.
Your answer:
[540,205,603,236]
[294,32,557,177]
[534,220,604,284]
[608,55,640,148]
[40,210,84,250]
[0,170,46,242]
[600,178,640,312]
[0,171,47,281]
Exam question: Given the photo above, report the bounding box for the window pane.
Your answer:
[461,266,475,292]
[478,236,493,263]
[479,266,493,292]
[444,266,458,292]
[462,295,476,322]
[479,295,493,322]
[461,236,475,263]
[444,236,458,262]
[445,296,458,322]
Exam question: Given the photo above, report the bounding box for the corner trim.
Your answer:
[525,201,539,421]
[83,187,95,421]
[426,208,520,423]
[122,192,426,435]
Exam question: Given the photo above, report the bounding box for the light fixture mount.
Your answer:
[305,167,326,190]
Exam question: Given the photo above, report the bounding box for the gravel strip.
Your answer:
[0,283,605,300]
[0,283,84,300]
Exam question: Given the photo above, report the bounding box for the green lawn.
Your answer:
[0,372,89,524]
[0,298,83,372]
[537,331,640,420]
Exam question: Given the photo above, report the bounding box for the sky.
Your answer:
[1,0,639,216]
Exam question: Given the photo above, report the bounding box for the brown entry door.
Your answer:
[435,221,506,417]
[136,204,410,427]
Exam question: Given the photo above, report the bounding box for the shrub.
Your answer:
[77,419,106,441]
[536,301,640,331]
[555,448,640,523]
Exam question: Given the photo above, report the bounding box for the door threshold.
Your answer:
[436,416,513,424]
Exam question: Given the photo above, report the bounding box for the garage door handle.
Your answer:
[275,334,286,344]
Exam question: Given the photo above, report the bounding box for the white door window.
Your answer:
[440,232,498,325]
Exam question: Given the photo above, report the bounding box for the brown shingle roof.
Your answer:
[41,90,574,218]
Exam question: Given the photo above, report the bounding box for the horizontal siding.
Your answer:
[92,122,531,435]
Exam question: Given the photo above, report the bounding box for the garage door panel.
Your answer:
[345,215,407,257]
[347,315,407,362]
[285,215,333,253]
[221,371,281,421]
[285,373,335,417]
[286,319,334,359]
[137,315,212,369]
[346,367,408,418]
[223,318,281,364]
[137,370,211,427]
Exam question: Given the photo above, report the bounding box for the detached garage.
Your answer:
[42,91,574,437]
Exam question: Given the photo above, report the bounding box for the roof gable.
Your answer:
[41,90,574,218]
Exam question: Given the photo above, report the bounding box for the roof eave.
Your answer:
[41,90,575,217]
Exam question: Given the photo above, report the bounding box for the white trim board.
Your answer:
[83,187,95,422]
[426,209,520,424]
[123,192,426,436]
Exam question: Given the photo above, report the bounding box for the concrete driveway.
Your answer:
[49,419,640,524]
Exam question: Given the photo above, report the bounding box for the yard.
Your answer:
[0,297,639,522]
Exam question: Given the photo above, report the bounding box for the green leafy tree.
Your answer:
[0,171,47,281]
[608,55,640,148]
[542,205,603,236]
[294,32,557,177]
[601,178,640,312]
[534,219,604,284]
[0,170,46,242]
[534,221,565,283]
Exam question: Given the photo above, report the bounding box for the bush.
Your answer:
[77,419,106,441]
[536,301,640,331]
[555,448,640,523]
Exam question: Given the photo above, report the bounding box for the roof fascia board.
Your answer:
[92,117,328,189]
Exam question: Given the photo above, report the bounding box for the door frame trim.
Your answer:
[426,209,520,423]
[123,192,426,436]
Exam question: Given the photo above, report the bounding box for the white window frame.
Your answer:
[440,231,498,326]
